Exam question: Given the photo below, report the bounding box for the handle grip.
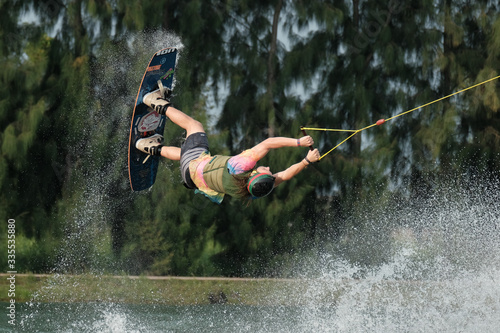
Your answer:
[300,127,314,151]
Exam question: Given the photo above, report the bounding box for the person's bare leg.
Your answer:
[143,90,205,137]
[161,146,181,160]
[164,105,205,137]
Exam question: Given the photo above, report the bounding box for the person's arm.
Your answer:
[273,149,320,186]
[251,136,315,161]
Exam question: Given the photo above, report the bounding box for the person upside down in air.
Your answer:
[135,88,320,204]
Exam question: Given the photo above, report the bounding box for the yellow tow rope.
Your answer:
[302,75,500,161]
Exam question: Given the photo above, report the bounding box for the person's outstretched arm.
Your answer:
[273,148,320,186]
[251,136,315,161]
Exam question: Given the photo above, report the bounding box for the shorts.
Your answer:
[180,132,209,189]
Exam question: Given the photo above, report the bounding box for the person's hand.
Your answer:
[306,148,320,163]
[299,135,314,147]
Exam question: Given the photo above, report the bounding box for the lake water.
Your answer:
[3,302,311,332]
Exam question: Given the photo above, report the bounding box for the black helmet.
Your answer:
[247,173,275,198]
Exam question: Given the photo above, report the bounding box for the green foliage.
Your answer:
[1,0,499,278]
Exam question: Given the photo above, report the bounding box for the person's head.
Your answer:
[247,167,275,198]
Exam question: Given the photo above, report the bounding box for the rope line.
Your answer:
[302,75,500,160]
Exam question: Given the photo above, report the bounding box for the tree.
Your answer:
[2,0,499,277]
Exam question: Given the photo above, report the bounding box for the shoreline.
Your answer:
[1,273,445,306]
[0,273,297,281]
[0,273,312,305]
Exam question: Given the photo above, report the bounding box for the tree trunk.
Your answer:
[266,0,282,137]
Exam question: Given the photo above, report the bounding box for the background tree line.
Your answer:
[1,0,499,277]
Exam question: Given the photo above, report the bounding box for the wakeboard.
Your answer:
[128,47,177,191]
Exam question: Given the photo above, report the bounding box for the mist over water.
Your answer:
[11,30,500,332]
[282,172,500,332]
[53,30,184,275]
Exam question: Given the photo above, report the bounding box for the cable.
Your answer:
[302,75,500,160]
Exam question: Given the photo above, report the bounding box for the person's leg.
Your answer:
[139,90,206,170]
[161,146,180,160]
[143,90,205,137]
[164,105,205,137]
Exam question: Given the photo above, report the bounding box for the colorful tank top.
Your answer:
[189,149,260,203]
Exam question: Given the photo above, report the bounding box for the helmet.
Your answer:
[247,173,275,198]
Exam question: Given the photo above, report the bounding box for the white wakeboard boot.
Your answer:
[135,133,164,156]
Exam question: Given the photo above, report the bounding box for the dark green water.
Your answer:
[2,302,310,332]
